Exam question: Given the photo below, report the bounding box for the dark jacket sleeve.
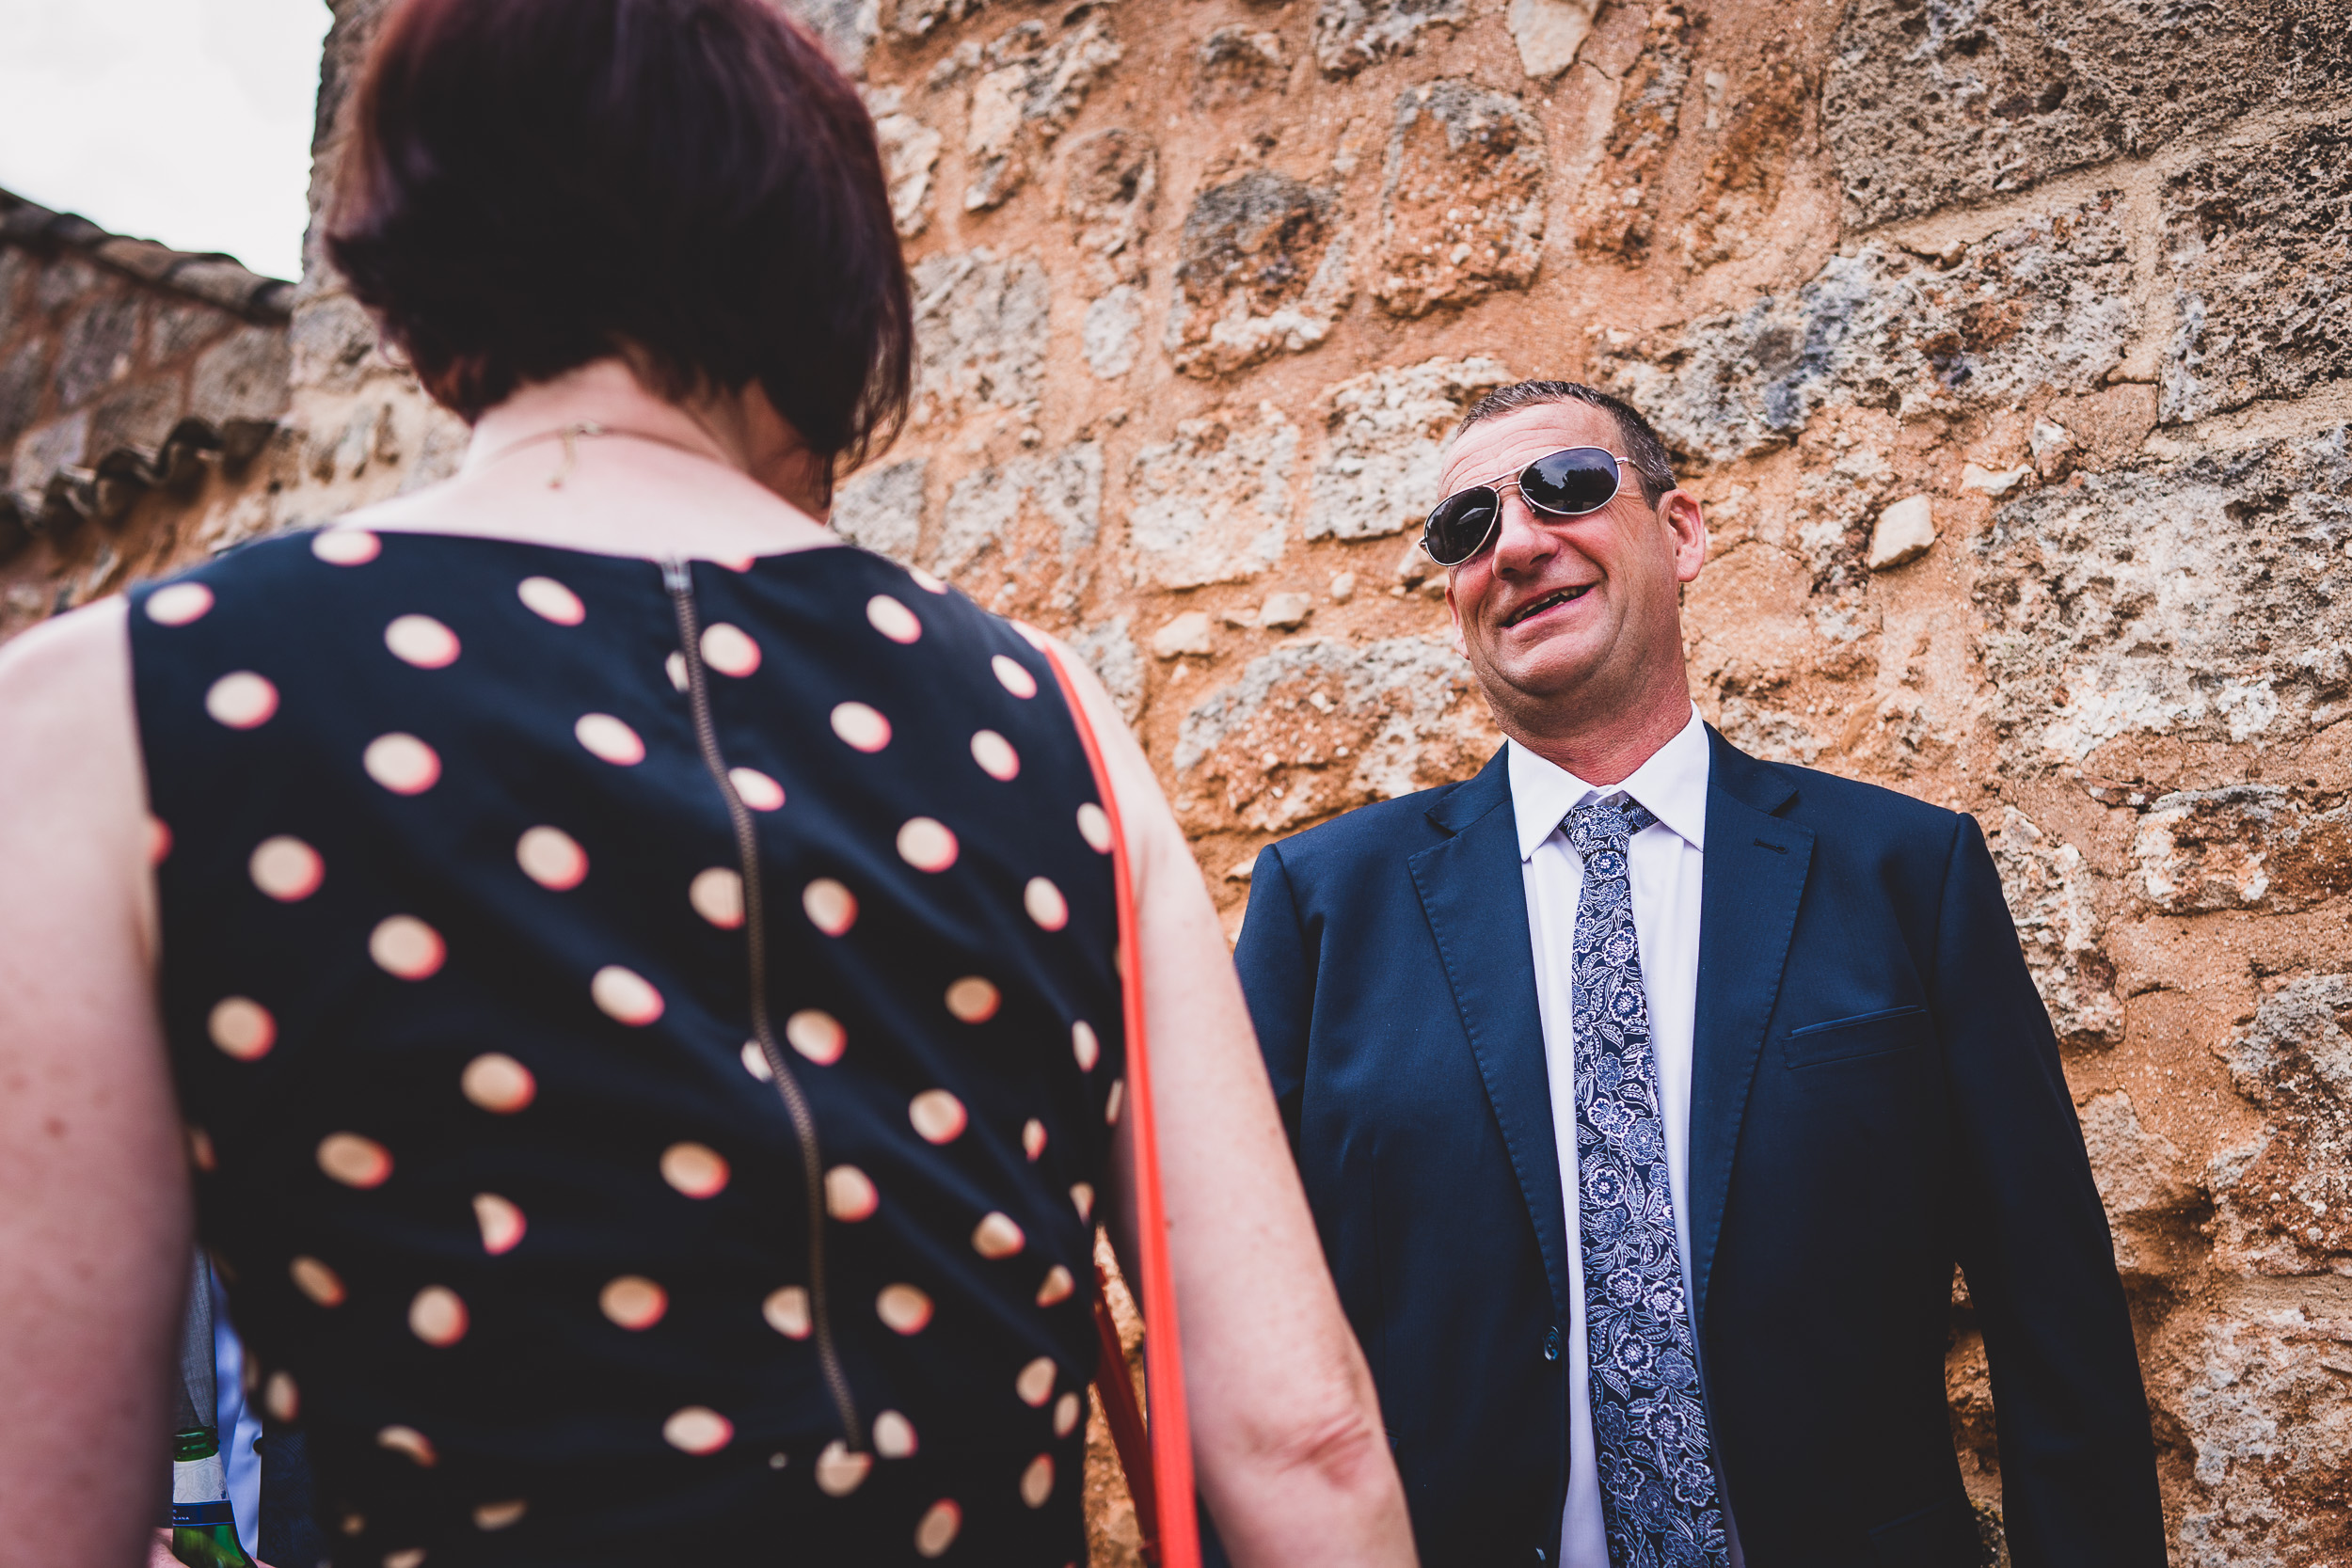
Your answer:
[1234,843,1314,1150]
[1933,816,2166,1566]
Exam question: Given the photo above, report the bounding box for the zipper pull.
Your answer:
[661,555,692,594]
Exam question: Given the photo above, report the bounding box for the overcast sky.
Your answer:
[0,0,328,282]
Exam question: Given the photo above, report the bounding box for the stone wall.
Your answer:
[6,0,2350,1560]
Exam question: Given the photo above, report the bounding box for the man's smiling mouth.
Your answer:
[1501,583,1594,628]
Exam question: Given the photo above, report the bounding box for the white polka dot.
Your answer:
[1015,1355,1057,1406]
[973,1212,1025,1259]
[700,622,761,676]
[830,701,891,752]
[207,672,278,730]
[971,730,1020,780]
[866,594,922,643]
[663,1407,733,1455]
[1071,1182,1094,1222]
[1036,1265,1075,1307]
[263,1371,299,1423]
[874,1410,919,1459]
[364,733,440,795]
[946,976,999,1023]
[1022,1118,1047,1161]
[909,1089,968,1144]
[311,529,381,565]
[409,1285,468,1347]
[575,714,645,766]
[661,1143,729,1198]
[786,1009,846,1065]
[1073,1022,1101,1072]
[1105,1078,1125,1126]
[516,826,587,890]
[208,997,275,1061]
[909,567,950,595]
[473,1193,526,1255]
[600,1275,667,1330]
[914,1499,961,1558]
[371,915,445,979]
[1077,802,1113,853]
[817,1441,872,1496]
[516,576,584,625]
[763,1285,811,1339]
[146,582,214,626]
[473,1499,528,1531]
[665,652,689,691]
[993,655,1039,698]
[318,1132,392,1189]
[186,1125,216,1172]
[741,1041,774,1081]
[825,1164,879,1222]
[1021,1453,1055,1508]
[897,816,957,871]
[385,614,460,669]
[461,1053,535,1114]
[290,1256,345,1306]
[378,1426,437,1466]
[592,965,664,1025]
[690,867,743,928]
[248,835,323,901]
[877,1283,933,1335]
[148,816,172,866]
[729,767,785,811]
[803,879,857,936]
[1024,877,1069,930]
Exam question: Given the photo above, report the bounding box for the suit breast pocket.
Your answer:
[1783,1004,1932,1069]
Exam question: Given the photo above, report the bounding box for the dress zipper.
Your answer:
[662,556,865,1452]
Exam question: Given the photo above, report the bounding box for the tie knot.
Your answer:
[1563,795,1658,861]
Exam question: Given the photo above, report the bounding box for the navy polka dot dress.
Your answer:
[128,528,1126,1566]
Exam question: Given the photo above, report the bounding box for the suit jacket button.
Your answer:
[1543,1327,1561,1362]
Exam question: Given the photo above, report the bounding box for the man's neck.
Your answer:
[1494,678,1694,787]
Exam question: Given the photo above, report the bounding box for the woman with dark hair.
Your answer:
[0,2,1415,1563]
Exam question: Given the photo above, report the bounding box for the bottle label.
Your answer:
[172,1450,231,1525]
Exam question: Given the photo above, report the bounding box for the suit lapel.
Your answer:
[1688,727,1812,1338]
[1408,751,1573,1322]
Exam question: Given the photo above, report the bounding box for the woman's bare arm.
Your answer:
[0,600,193,1566]
[1051,643,1416,1568]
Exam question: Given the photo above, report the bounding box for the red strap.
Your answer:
[1092,1264,1161,1565]
[1039,639,1200,1568]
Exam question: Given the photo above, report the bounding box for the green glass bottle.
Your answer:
[169,1253,255,1568]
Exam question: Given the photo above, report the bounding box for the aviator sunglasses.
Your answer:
[1420,447,1644,566]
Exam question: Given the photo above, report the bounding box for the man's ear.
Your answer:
[1443,576,1469,660]
[1661,489,1708,584]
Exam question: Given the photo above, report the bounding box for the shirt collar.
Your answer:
[1505,705,1711,863]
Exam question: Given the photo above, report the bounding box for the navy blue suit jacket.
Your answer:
[1235,732,2164,1568]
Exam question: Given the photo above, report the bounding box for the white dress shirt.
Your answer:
[1508,706,1744,1568]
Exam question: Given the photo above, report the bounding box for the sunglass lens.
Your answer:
[1520,448,1623,515]
[1425,487,1500,564]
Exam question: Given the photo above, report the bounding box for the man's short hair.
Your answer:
[327,0,913,478]
[1454,381,1677,505]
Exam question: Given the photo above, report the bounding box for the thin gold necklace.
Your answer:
[481,420,733,489]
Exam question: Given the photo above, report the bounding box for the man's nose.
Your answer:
[1486,487,1558,577]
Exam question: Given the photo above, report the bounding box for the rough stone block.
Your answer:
[882,0,979,42]
[0,337,47,454]
[1985,807,2122,1047]
[936,442,1101,582]
[779,0,877,75]
[962,15,1122,213]
[1061,129,1157,289]
[1311,0,1465,78]
[1151,610,1214,659]
[1082,285,1144,380]
[833,457,928,562]
[1824,0,2351,228]
[1167,171,1352,379]
[2161,118,2352,424]
[1565,4,1696,264]
[87,378,181,459]
[8,409,90,499]
[2131,785,2351,916]
[1259,590,1312,630]
[1068,616,1144,721]
[1601,196,2136,462]
[1307,356,1509,541]
[864,87,943,239]
[1175,636,1495,831]
[1866,494,1933,570]
[2210,974,2352,1275]
[911,249,1049,426]
[1508,0,1598,77]
[189,325,292,426]
[1375,79,1548,319]
[1127,406,1296,589]
[1196,25,1289,106]
[288,289,389,396]
[2175,1301,2352,1568]
[1976,427,2352,769]
[52,290,138,410]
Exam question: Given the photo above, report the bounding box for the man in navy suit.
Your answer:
[1234,381,2165,1568]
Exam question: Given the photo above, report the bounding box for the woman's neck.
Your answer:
[464,361,746,480]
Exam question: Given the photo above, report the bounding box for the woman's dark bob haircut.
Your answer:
[328,0,912,476]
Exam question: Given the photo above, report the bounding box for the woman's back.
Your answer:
[133,527,1123,1563]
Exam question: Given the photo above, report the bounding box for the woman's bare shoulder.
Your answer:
[0,595,149,897]
[0,594,133,736]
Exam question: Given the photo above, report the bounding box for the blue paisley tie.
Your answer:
[1564,797,1729,1568]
